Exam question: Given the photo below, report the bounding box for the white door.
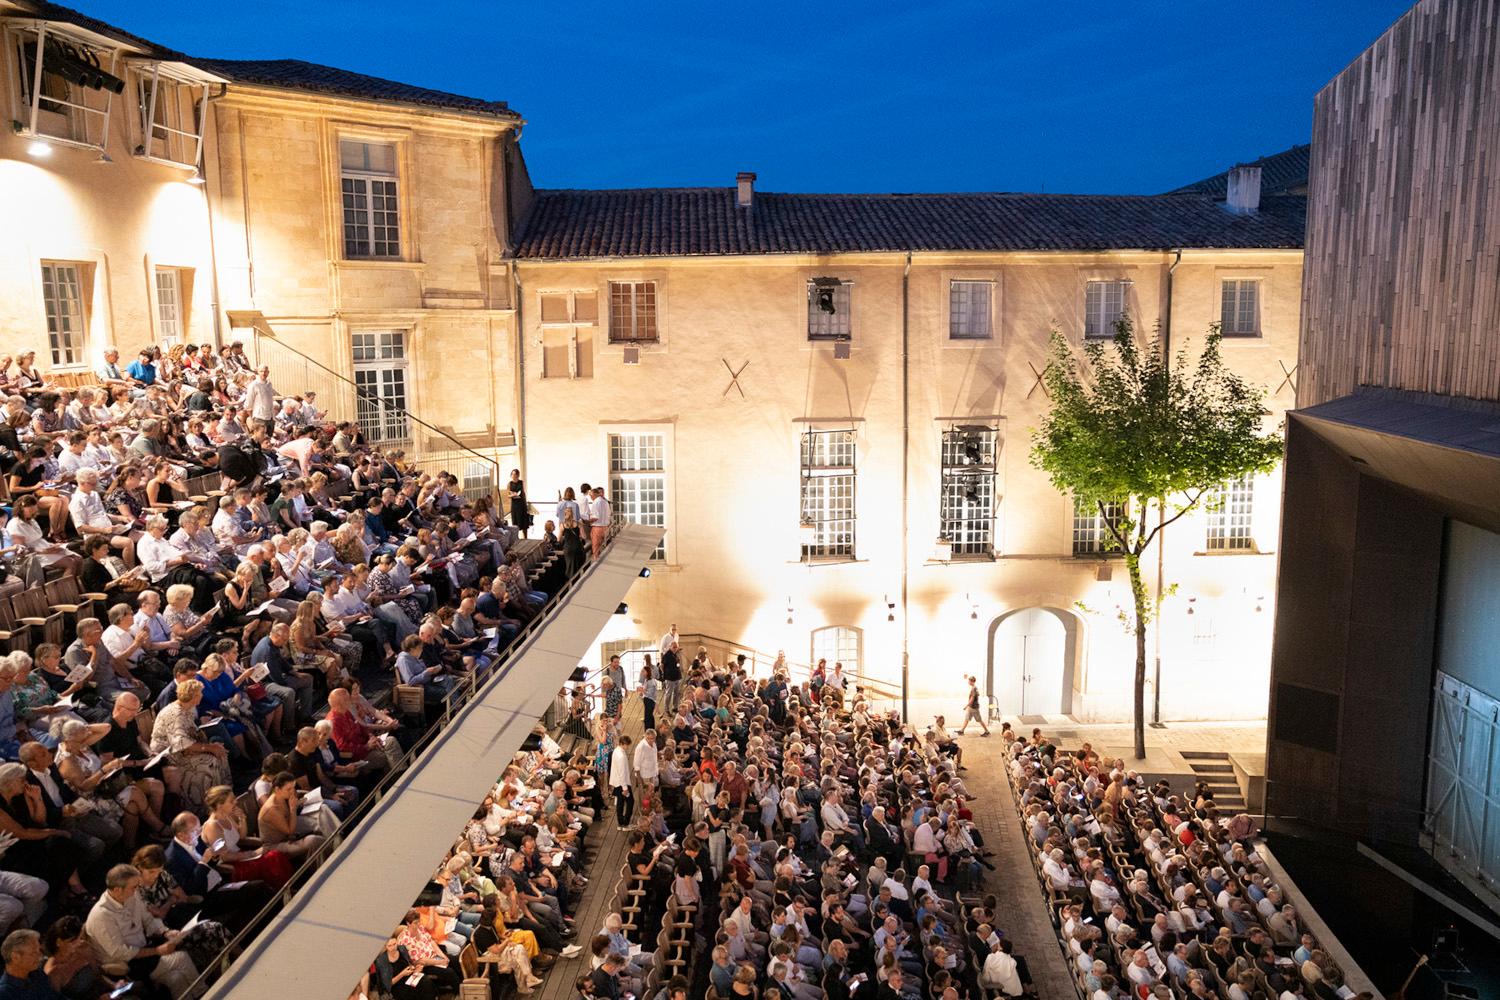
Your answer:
[993,608,1067,715]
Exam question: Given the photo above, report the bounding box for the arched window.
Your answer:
[810,626,862,678]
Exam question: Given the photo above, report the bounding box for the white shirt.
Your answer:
[246,378,276,421]
[632,740,659,781]
[57,449,96,476]
[658,631,677,656]
[982,950,1022,996]
[323,588,366,619]
[913,823,941,854]
[137,533,187,583]
[587,495,610,526]
[1042,855,1072,890]
[69,489,113,531]
[609,745,632,788]
[27,766,65,808]
[102,623,141,664]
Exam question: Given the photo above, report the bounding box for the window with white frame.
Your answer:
[811,625,862,678]
[1220,279,1261,337]
[40,262,86,367]
[1205,475,1255,551]
[351,330,410,443]
[461,461,496,500]
[807,280,851,341]
[134,69,205,166]
[10,27,117,147]
[939,426,997,556]
[608,281,657,343]
[539,291,598,379]
[949,280,993,340]
[1084,279,1129,339]
[800,429,856,560]
[1072,496,1127,555]
[153,267,183,344]
[608,432,667,560]
[339,140,401,259]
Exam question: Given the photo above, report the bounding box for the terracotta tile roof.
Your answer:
[13,0,188,60]
[194,58,520,120]
[510,188,1306,259]
[1170,144,1311,196]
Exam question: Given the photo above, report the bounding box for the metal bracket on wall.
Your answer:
[722,358,750,399]
[1027,361,1050,400]
[1277,359,1298,395]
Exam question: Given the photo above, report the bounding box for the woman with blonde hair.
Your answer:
[56,718,167,847]
[291,599,343,686]
[148,679,230,810]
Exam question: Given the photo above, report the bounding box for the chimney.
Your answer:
[1225,164,1262,215]
[736,171,756,208]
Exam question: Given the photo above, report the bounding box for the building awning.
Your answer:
[203,523,663,999]
[1296,388,1500,534]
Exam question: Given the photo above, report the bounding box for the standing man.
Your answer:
[660,641,682,717]
[658,623,678,658]
[608,735,634,825]
[583,487,611,558]
[246,366,277,431]
[955,674,990,737]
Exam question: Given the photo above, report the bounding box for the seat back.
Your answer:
[238,789,260,837]
[393,684,426,719]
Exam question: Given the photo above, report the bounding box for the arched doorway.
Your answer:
[987,607,1076,716]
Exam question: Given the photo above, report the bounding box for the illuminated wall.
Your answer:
[517,249,1301,722]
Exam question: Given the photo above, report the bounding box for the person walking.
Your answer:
[608,734,634,825]
[956,674,990,736]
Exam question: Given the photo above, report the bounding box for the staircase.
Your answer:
[1180,750,1246,810]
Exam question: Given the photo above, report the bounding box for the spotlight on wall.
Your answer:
[614,603,628,615]
[638,567,651,578]
[786,596,794,625]
[1186,597,1196,616]
[966,593,978,621]
[885,594,896,623]
[963,438,981,464]
[186,168,205,186]
[27,139,50,158]
[95,151,112,164]
[1255,595,1264,613]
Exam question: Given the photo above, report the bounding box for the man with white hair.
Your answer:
[1042,848,1073,892]
[67,469,135,566]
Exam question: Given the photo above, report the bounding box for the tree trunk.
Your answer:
[1125,552,1148,759]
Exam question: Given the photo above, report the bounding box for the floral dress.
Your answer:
[137,872,232,969]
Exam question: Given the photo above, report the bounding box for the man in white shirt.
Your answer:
[658,624,678,658]
[212,496,263,556]
[583,486,610,557]
[56,432,98,480]
[302,521,347,574]
[912,815,947,881]
[632,727,659,788]
[820,791,865,852]
[102,603,149,668]
[85,863,199,997]
[1042,848,1073,891]
[246,367,277,428]
[68,469,136,566]
[980,938,1023,997]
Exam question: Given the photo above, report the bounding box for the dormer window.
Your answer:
[133,65,209,166]
[7,23,122,149]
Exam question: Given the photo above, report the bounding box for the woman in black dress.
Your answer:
[506,469,532,537]
[559,509,586,578]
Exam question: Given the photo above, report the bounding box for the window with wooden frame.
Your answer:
[1204,475,1255,551]
[609,432,668,561]
[133,67,207,166]
[153,267,186,344]
[949,280,993,340]
[807,279,852,341]
[1084,279,1129,339]
[9,25,118,148]
[339,139,401,259]
[1219,278,1261,337]
[608,281,657,343]
[539,291,598,379]
[40,261,87,367]
[810,626,862,678]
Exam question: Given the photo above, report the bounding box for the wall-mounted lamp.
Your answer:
[966,592,978,621]
[27,139,50,158]
[786,597,794,626]
[885,594,895,623]
[1186,597,1197,616]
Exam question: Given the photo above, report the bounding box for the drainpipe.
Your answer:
[513,262,527,481]
[201,84,230,350]
[1151,248,1182,728]
[901,251,911,724]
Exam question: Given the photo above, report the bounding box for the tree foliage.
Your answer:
[1029,320,1283,756]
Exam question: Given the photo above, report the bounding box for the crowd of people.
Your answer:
[0,341,594,999]
[371,623,1038,1000]
[1004,732,1360,1000]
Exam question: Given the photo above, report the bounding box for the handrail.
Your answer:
[248,327,503,489]
[184,523,623,997]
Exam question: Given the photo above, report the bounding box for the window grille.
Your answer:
[609,432,667,560]
[939,427,998,556]
[800,430,856,559]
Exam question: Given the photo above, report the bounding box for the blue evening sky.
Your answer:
[95,0,1412,194]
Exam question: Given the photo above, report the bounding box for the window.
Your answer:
[1072,496,1127,555]
[811,626,862,679]
[939,427,997,556]
[351,330,410,443]
[540,291,598,379]
[609,432,667,560]
[1205,475,1254,551]
[461,461,496,500]
[949,280,993,340]
[11,27,116,147]
[1220,279,1261,336]
[1084,279,1129,339]
[40,262,86,367]
[608,282,657,343]
[154,267,183,344]
[800,429,856,560]
[339,140,401,259]
[134,70,205,166]
[807,280,851,341]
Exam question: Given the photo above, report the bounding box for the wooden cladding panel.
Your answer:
[1299,0,1500,407]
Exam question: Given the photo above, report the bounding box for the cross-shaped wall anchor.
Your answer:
[1277,359,1298,395]
[722,358,750,399]
[1026,360,1050,400]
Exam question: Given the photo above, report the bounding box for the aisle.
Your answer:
[533,692,646,1000]
[958,734,1081,1000]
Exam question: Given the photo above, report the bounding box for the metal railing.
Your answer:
[247,330,505,500]
[184,522,623,998]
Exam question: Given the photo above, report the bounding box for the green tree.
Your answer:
[1030,320,1283,759]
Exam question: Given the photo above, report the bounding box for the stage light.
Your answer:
[963,439,981,464]
[638,567,651,578]
[27,140,50,158]
[186,169,205,185]
[614,603,628,615]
